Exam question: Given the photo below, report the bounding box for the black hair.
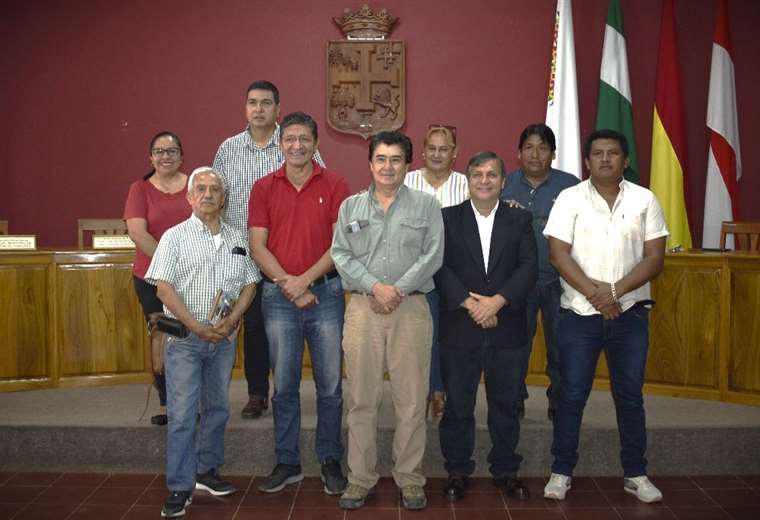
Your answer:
[144,131,183,180]
[246,80,280,105]
[518,123,557,152]
[368,130,413,163]
[280,111,318,141]
[583,129,629,159]
[465,151,505,179]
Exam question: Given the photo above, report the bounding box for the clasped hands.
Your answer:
[586,278,621,320]
[369,283,402,314]
[275,274,319,309]
[462,292,504,329]
[194,316,239,343]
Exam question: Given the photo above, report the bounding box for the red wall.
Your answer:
[2,0,758,246]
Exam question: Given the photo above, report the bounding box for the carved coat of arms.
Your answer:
[327,5,405,139]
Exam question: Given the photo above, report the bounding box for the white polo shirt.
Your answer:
[543,179,668,315]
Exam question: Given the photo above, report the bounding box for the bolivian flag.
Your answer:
[650,0,692,250]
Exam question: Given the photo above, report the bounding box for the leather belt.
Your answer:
[262,271,339,286]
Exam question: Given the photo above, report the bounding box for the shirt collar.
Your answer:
[243,123,280,150]
[273,160,323,179]
[189,213,227,235]
[470,199,499,218]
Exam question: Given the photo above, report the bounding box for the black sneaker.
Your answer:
[321,459,347,495]
[161,490,192,518]
[195,469,236,496]
[257,463,304,493]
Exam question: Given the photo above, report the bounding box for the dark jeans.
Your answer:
[520,281,562,408]
[439,341,528,478]
[243,282,270,398]
[551,306,650,477]
[426,289,444,394]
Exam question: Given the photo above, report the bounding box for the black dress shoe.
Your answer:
[151,414,168,426]
[493,477,530,501]
[443,475,468,502]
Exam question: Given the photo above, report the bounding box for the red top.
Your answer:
[123,177,192,279]
[248,161,350,276]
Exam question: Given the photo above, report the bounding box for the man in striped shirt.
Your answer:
[146,167,260,518]
[212,80,324,420]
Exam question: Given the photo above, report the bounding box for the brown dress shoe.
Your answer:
[428,391,446,419]
[241,396,268,419]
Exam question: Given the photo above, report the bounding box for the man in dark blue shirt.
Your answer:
[501,124,579,420]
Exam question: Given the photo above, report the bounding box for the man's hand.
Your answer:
[193,323,226,344]
[504,199,525,209]
[294,290,319,309]
[369,296,392,314]
[372,283,403,312]
[480,315,498,329]
[212,316,239,339]
[587,279,622,320]
[467,292,507,325]
[276,274,311,302]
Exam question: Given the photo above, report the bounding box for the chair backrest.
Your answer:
[719,221,760,253]
[0,220,7,235]
[77,219,128,249]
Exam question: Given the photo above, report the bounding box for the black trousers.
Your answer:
[243,281,270,398]
[439,340,528,478]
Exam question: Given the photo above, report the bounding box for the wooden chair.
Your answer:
[719,221,760,253]
[0,220,7,235]
[77,219,128,249]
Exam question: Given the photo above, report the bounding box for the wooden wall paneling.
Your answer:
[728,259,760,396]
[56,256,147,383]
[0,256,50,388]
[648,260,722,389]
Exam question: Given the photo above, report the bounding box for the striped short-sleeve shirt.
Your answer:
[403,169,469,208]
[212,125,324,232]
[145,214,261,322]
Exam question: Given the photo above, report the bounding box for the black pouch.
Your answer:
[153,314,189,338]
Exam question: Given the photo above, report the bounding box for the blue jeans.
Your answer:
[520,281,562,407]
[439,341,528,478]
[426,289,444,394]
[262,276,344,466]
[165,332,236,491]
[551,306,650,477]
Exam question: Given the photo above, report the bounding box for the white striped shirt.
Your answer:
[145,214,261,322]
[403,169,469,208]
[212,125,325,232]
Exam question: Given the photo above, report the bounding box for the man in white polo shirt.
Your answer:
[542,129,668,504]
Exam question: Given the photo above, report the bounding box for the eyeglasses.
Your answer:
[151,147,181,158]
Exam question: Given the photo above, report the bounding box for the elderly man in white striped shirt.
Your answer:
[146,167,260,518]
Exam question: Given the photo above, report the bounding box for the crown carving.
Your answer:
[333,5,397,40]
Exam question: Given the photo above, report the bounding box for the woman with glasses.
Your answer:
[404,125,469,419]
[123,131,191,425]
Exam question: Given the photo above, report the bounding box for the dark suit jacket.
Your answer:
[435,200,538,348]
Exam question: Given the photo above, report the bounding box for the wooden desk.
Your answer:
[1,249,759,406]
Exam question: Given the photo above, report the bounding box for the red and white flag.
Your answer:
[702,0,741,248]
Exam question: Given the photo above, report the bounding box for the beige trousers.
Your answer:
[342,293,432,489]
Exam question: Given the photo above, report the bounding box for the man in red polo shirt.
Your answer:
[248,112,351,496]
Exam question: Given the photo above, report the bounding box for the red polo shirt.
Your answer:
[248,161,351,276]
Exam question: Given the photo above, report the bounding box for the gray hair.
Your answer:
[188,166,226,194]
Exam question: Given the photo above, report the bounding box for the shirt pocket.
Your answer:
[222,254,248,292]
[399,217,428,250]
[345,227,372,259]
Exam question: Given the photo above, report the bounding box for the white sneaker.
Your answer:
[624,476,663,503]
[543,473,572,500]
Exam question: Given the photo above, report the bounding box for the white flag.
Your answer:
[545,0,581,178]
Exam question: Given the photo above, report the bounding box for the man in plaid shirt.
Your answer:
[146,166,260,518]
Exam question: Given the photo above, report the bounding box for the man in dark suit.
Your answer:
[435,151,538,502]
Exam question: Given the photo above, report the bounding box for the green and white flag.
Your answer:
[595,0,639,183]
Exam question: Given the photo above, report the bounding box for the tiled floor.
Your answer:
[0,472,759,520]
